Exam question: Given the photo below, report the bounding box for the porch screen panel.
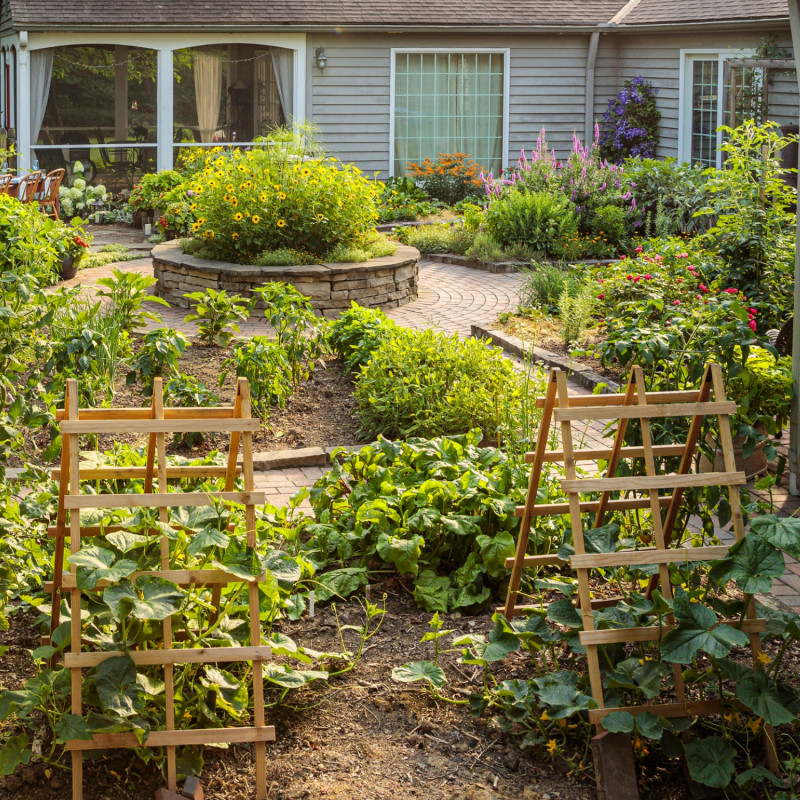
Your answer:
[690,59,718,167]
[394,52,503,175]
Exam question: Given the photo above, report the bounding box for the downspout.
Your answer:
[584,30,600,144]
[787,0,800,494]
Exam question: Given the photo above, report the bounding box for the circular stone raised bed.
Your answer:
[152,241,420,316]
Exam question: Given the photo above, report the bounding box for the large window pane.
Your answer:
[691,59,719,167]
[37,45,157,188]
[394,51,504,175]
[173,44,287,146]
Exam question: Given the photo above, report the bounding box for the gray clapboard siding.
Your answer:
[594,29,797,160]
[308,31,591,177]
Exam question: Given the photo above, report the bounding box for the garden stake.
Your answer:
[49,378,274,800]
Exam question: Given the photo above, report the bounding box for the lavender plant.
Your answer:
[598,76,661,164]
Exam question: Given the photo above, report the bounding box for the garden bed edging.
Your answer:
[152,242,420,316]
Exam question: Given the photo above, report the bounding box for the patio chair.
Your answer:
[0,173,12,194]
[95,127,137,189]
[38,168,66,219]
[16,171,43,204]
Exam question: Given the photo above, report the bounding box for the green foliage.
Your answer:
[128,170,185,213]
[254,247,316,266]
[164,374,221,448]
[327,304,399,374]
[484,190,579,256]
[354,327,521,440]
[398,223,454,254]
[557,282,595,345]
[591,203,626,244]
[304,431,554,612]
[126,328,189,395]
[465,232,505,263]
[728,346,793,434]
[95,268,168,332]
[377,176,439,223]
[518,264,580,315]
[183,288,253,347]
[187,127,381,262]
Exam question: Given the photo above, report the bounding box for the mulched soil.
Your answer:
[15,341,362,467]
[495,315,622,384]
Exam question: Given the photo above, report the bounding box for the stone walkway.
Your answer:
[58,248,800,613]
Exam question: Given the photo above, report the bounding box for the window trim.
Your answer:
[678,48,754,167]
[388,47,510,177]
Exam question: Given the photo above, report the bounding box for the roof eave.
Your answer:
[612,17,789,33]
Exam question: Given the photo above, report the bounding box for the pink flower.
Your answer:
[644,274,652,280]
[677,278,683,283]
[679,252,689,258]
[598,278,605,284]
[654,255,663,262]
[748,308,757,315]
[699,284,708,293]
[597,294,605,300]
[635,246,643,253]
[672,300,681,305]
[633,276,641,283]
[620,255,627,261]
[626,274,633,280]
[724,288,738,294]
[749,320,757,331]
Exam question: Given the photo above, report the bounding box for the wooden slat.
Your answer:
[65,646,272,668]
[62,418,259,435]
[515,496,673,518]
[560,471,745,493]
[534,390,701,409]
[50,465,241,481]
[65,726,276,751]
[56,406,236,421]
[579,618,765,645]
[590,700,721,724]
[533,444,687,463]
[47,523,236,538]
[503,554,565,569]
[496,596,622,617]
[570,545,730,569]
[63,491,265,510]
[553,401,736,423]
[59,568,267,590]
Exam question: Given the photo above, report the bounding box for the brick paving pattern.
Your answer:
[60,252,800,613]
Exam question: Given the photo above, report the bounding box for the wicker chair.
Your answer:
[38,168,66,219]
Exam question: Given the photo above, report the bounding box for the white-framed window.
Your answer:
[679,49,756,167]
[390,48,509,176]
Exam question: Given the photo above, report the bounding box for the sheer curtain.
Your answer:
[394,52,503,175]
[194,50,221,142]
[30,48,53,146]
[270,48,294,123]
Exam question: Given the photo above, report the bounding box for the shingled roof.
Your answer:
[616,0,788,26]
[3,0,626,30]
[4,0,790,30]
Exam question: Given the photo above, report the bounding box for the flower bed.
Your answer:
[152,241,420,316]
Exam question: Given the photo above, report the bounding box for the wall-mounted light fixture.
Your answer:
[315,47,328,70]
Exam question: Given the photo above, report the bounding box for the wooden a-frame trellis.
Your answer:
[46,377,274,800]
[502,364,778,769]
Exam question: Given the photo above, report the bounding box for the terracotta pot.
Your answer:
[699,424,769,479]
[58,253,82,280]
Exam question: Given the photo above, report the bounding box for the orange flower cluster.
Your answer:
[406,153,486,187]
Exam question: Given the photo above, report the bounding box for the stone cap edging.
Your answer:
[152,241,420,277]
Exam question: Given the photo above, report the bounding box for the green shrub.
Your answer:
[591,204,626,244]
[484,190,579,256]
[183,288,253,347]
[255,248,316,267]
[126,328,189,395]
[377,176,439,222]
[402,224,453,254]
[328,304,399,373]
[558,283,596,344]
[465,233,504,262]
[447,226,476,256]
[518,263,579,314]
[129,170,185,214]
[188,127,380,262]
[355,327,520,440]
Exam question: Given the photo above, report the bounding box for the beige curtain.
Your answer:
[194,50,221,142]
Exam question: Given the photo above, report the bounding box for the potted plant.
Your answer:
[55,227,91,280]
[701,346,793,477]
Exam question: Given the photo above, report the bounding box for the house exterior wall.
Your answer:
[306,32,593,177]
[594,28,798,160]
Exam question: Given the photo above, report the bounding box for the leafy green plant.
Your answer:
[518,263,579,315]
[327,303,398,374]
[252,283,329,388]
[183,288,253,347]
[484,190,579,256]
[377,176,439,223]
[126,328,189,395]
[398,224,455,254]
[558,282,596,345]
[128,170,185,214]
[354,326,521,441]
[95,268,168,332]
[164,374,221,448]
[591,203,626,244]
[465,233,504,263]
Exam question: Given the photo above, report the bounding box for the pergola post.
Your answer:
[788,0,800,494]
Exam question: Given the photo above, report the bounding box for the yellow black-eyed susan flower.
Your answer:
[277,219,286,228]
[233,212,243,221]
[252,215,260,224]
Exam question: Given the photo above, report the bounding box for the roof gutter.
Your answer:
[584,30,600,144]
